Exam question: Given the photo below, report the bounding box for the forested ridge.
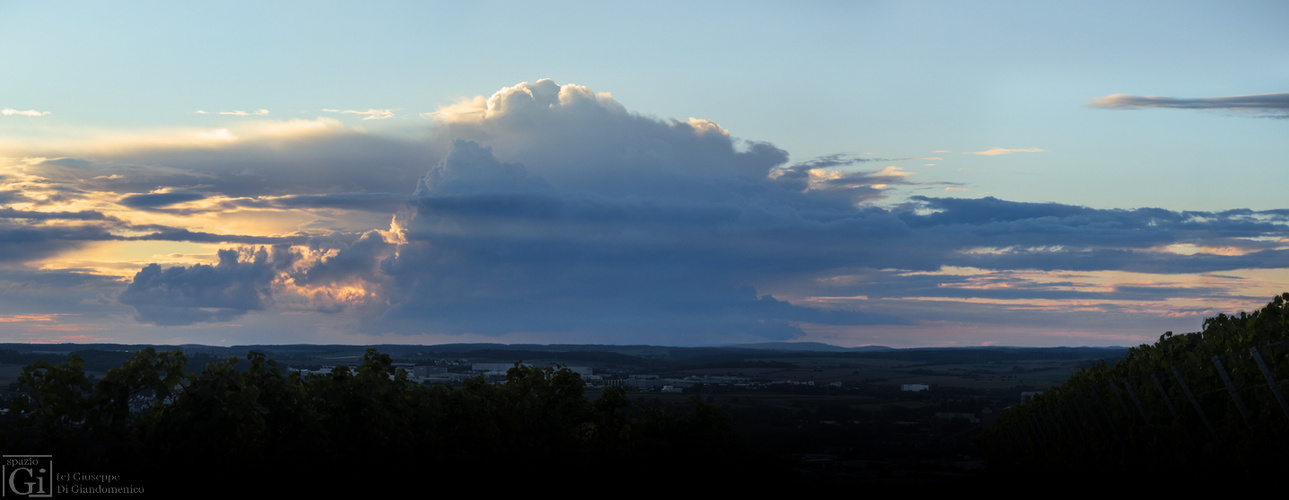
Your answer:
[984,293,1289,481]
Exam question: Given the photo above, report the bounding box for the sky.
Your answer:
[1,1,1287,348]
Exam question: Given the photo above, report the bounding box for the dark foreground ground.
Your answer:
[0,343,1123,494]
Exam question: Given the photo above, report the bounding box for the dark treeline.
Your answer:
[982,293,1289,486]
[3,348,793,494]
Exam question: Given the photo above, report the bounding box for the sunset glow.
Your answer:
[1,1,1286,348]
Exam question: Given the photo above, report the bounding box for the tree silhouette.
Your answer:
[4,348,780,493]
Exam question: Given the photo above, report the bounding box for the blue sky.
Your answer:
[1,1,1287,347]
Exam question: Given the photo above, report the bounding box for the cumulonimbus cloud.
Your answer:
[53,79,1289,343]
[1088,93,1289,118]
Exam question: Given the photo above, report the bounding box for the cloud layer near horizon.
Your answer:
[5,80,1289,345]
[1089,93,1289,118]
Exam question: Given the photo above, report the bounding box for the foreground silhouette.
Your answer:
[4,348,791,494]
[983,293,1289,485]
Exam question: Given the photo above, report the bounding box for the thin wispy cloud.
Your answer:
[195,109,270,116]
[788,154,886,170]
[965,148,1046,156]
[323,109,397,120]
[788,154,943,170]
[3,108,50,117]
[1088,93,1289,118]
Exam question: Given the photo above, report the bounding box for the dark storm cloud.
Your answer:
[903,196,1289,273]
[368,80,1289,340]
[125,228,307,245]
[118,192,207,209]
[1089,93,1289,118]
[0,225,118,262]
[0,214,303,265]
[119,246,296,325]
[364,84,923,339]
[417,139,548,194]
[262,193,416,212]
[372,138,1289,339]
[0,208,113,221]
[379,140,815,337]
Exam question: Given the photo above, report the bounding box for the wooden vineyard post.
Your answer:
[1211,355,1251,425]
[1249,346,1289,420]
[1122,378,1152,424]
[1171,365,1219,441]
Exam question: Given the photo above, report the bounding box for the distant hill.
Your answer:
[0,342,1128,371]
[730,341,893,352]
